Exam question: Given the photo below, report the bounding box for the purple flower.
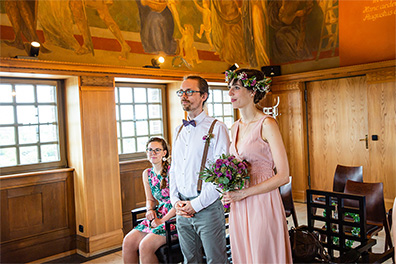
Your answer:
[251,79,257,86]
[224,204,230,209]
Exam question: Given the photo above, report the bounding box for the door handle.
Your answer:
[359,135,368,149]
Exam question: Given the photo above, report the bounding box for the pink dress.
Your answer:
[229,115,293,264]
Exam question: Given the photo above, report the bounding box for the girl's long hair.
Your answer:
[146,137,170,189]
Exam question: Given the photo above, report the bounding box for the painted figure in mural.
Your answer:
[38,0,94,56]
[210,0,270,68]
[3,0,50,54]
[39,0,130,59]
[242,0,270,67]
[136,0,178,55]
[178,24,202,68]
[84,0,132,59]
[193,0,214,50]
[167,0,183,35]
[211,0,248,65]
[317,0,338,50]
[268,0,322,63]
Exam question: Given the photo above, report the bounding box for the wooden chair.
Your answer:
[343,180,393,252]
[132,207,232,264]
[314,164,363,206]
[333,164,363,192]
[131,207,183,264]
[279,176,299,227]
[306,189,394,263]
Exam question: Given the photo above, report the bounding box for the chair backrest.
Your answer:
[344,180,393,252]
[333,164,363,192]
[306,189,368,259]
[344,180,385,226]
[279,176,299,227]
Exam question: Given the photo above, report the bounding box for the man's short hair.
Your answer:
[183,75,209,105]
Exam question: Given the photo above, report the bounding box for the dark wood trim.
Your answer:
[76,234,89,254]
[120,159,151,235]
[0,169,76,263]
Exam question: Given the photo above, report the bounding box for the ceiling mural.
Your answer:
[0,0,394,74]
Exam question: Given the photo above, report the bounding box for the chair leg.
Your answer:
[383,220,393,251]
[291,207,299,227]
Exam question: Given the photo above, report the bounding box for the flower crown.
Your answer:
[225,70,272,93]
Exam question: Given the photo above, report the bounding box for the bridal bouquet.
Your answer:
[200,154,250,209]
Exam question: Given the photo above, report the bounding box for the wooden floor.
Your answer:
[46,202,393,264]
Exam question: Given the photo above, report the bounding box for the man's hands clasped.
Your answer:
[175,200,196,218]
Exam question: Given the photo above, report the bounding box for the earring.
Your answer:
[251,93,254,97]
[162,157,167,161]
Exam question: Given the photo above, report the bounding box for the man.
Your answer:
[169,75,230,263]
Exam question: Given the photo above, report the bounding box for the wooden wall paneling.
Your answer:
[66,76,123,256]
[0,169,76,263]
[78,80,123,254]
[65,76,87,235]
[120,159,151,235]
[271,82,308,202]
[307,76,370,191]
[367,70,396,209]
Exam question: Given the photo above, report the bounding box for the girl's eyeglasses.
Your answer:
[176,90,201,97]
[146,148,163,154]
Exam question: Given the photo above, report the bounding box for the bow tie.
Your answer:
[183,119,196,127]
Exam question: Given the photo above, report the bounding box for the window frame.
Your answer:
[115,82,168,161]
[0,77,67,175]
[207,84,237,133]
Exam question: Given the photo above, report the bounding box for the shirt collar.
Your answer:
[188,111,206,126]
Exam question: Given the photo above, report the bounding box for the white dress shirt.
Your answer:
[169,111,230,213]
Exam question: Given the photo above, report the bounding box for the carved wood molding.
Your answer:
[80,86,115,92]
[0,168,75,190]
[272,60,395,83]
[80,76,114,87]
[0,57,225,82]
[272,81,303,92]
[367,68,396,84]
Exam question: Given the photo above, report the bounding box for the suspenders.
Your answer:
[176,119,218,192]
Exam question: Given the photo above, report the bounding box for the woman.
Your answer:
[122,137,176,264]
[222,69,292,263]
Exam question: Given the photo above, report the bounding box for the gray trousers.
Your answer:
[176,194,228,264]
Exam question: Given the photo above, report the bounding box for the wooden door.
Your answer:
[307,76,370,191]
[366,72,396,207]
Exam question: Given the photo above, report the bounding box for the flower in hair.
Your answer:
[225,70,272,93]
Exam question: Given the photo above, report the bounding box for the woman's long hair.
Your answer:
[146,137,170,189]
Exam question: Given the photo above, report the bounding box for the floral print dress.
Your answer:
[134,168,175,236]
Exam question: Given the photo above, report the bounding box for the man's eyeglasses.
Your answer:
[146,148,163,154]
[176,90,202,97]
